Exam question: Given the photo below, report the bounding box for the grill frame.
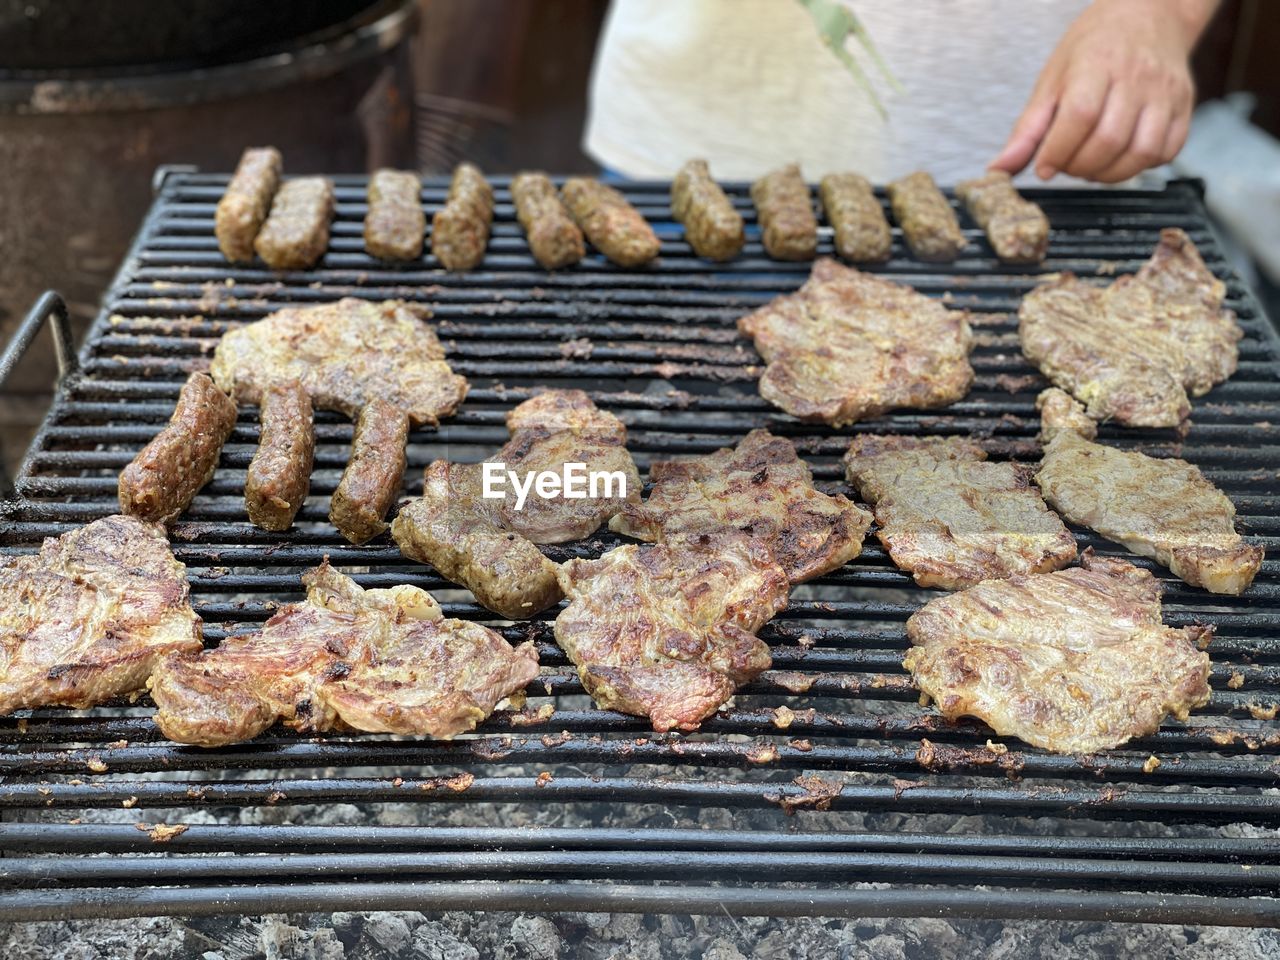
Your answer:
[2,170,1279,925]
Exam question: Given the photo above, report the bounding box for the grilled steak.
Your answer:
[392,391,640,618]
[671,159,744,261]
[149,562,538,747]
[737,257,974,426]
[365,169,425,261]
[215,147,282,262]
[956,170,1049,264]
[905,552,1212,754]
[431,163,493,271]
[1019,228,1241,427]
[751,163,817,261]
[843,435,1076,590]
[562,178,660,267]
[330,399,410,544]
[512,172,585,269]
[211,298,467,427]
[0,515,202,715]
[119,371,237,525]
[819,172,891,264]
[245,380,314,532]
[611,428,870,583]
[254,176,334,270]
[887,171,966,262]
[1036,388,1263,594]
[555,534,788,732]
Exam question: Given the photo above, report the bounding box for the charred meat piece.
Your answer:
[887,171,966,262]
[612,429,870,583]
[956,170,1049,264]
[215,147,282,262]
[750,163,817,261]
[245,380,314,532]
[330,400,410,545]
[905,552,1212,754]
[211,298,468,428]
[843,435,1076,590]
[149,563,538,747]
[119,372,237,525]
[555,534,789,732]
[671,159,744,261]
[737,258,974,426]
[511,172,585,269]
[254,176,335,270]
[819,172,891,263]
[1019,229,1241,427]
[365,169,425,261]
[0,515,202,716]
[431,162,493,271]
[561,177,660,267]
[1036,388,1263,594]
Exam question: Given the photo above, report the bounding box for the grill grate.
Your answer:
[2,173,1280,924]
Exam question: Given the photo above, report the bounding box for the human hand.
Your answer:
[991,0,1218,183]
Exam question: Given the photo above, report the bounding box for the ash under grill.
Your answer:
[2,173,1279,925]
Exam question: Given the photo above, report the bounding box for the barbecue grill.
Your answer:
[2,172,1278,926]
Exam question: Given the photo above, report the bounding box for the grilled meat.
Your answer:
[1019,228,1240,427]
[254,176,334,270]
[819,172,891,263]
[611,428,870,583]
[671,159,744,261]
[887,171,966,262]
[843,435,1076,590]
[562,178,661,267]
[956,170,1049,264]
[215,147,282,262]
[365,169,425,261]
[905,552,1212,754]
[431,163,493,271]
[737,258,974,426]
[211,298,467,427]
[149,562,538,747]
[555,534,788,732]
[330,399,410,544]
[119,372,237,525]
[750,163,817,261]
[245,380,314,532]
[0,515,202,716]
[1036,388,1263,594]
[512,172,585,269]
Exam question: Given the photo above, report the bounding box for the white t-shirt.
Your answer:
[585,0,1092,183]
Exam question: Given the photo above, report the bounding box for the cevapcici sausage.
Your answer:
[365,169,425,261]
[671,159,744,262]
[215,147,282,262]
[887,171,966,262]
[956,170,1049,264]
[512,171,584,269]
[245,380,314,531]
[561,178,660,267]
[819,172,891,264]
[330,399,410,544]
[431,163,493,271]
[255,177,335,270]
[750,164,817,261]
[118,372,237,525]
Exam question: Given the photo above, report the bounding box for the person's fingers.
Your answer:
[1094,105,1170,183]
[1161,110,1191,163]
[1033,72,1110,179]
[991,96,1058,175]
[1058,89,1142,180]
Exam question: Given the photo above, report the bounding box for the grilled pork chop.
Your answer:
[1,515,202,715]
[149,562,538,747]
[1019,228,1241,427]
[843,435,1076,590]
[210,298,468,427]
[738,258,974,426]
[905,552,1212,754]
[555,534,789,732]
[611,429,870,583]
[1036,388,1263,595]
